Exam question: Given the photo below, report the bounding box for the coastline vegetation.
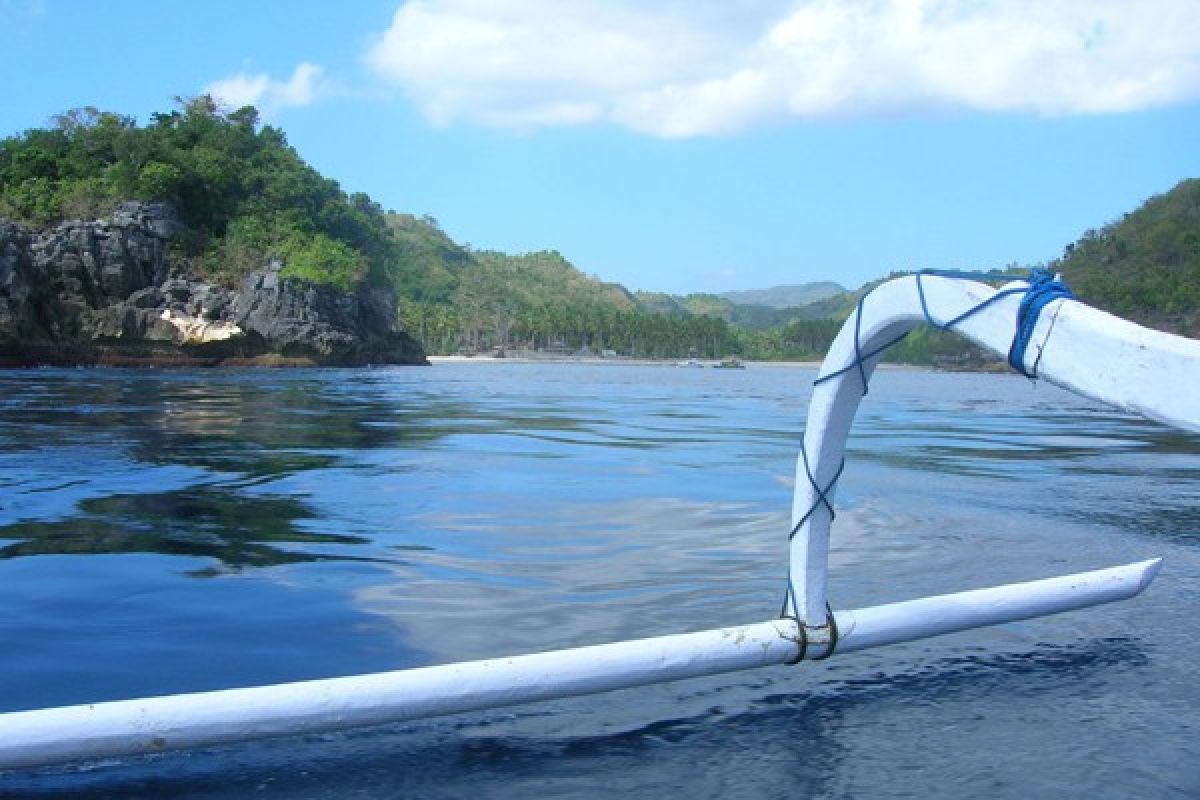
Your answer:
[3,99,1195,363]
[1056,179,1200,337]
[0,97,394,294]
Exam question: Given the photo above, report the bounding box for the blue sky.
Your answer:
[2,0,1198,295]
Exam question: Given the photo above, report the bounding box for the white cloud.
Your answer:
[364,0,1200,136]
[0,0,47,19]
[204,63,328,115]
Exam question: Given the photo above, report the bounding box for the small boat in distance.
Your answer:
[675,358,705,367]
[713,357,745,369]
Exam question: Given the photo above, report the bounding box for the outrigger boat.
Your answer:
[1,272,1197,771]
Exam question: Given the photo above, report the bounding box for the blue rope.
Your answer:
[813,269,1073,391]
[915,270,1031,332]
[788,446,844,540]
[779,447,845,622]
[784,269,1074,630]
[1007,269,1074,377]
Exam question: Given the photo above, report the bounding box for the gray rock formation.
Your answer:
[0,203,427,366]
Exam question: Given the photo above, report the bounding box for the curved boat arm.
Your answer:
[787,274,1200,640]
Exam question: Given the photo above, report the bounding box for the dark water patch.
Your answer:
[1063,504,1200,546]
[0,489,382,570]
[0,370,478,477]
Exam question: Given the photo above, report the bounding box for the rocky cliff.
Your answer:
[0,203,427,366]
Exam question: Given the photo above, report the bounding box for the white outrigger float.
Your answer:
[1,273,1197,771]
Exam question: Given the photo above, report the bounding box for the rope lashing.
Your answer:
[1007,269,1074,377]
[809,602,840,661]
[812,297,907,395]
[781,602,840,664]
[784,269,1076,635]
[788,446,845,540]
[780,450,843,620]
[813,269,1075,393]
[915,270,1031,336]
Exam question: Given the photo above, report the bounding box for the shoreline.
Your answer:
[0,352,431,369]
[427,355,818,367]
[427,355,937,370]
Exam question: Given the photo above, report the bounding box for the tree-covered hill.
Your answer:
[1056,179,1200,336]
[720,282,846,309]
[633,290,810,331]
[0,98,395,294]
[386,212,473,305]
[0,99,433,365]
[0,101,732,361]
[361,177,1200,359]
[0,97,1017,364]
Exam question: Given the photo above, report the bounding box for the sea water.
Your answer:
[0,363,1197,798]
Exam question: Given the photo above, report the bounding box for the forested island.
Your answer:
[2,98,1196,367]
[0,99,424,366]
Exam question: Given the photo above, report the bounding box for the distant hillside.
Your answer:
[1056,178,1200,337]
[387,213,473,305]
[632,290,818,331]
[381,178,1200,360]
[389,215,728,357]
[631,291,738,318]
[631,290,682,315]
[784,290,859,321]
[720,282,845,309]
[388,213,635,312]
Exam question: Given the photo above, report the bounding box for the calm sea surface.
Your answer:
[0,362,1197,798]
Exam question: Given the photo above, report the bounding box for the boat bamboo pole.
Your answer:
[0,558,1160,771]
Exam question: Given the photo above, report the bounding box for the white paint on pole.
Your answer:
[833,558,1162,655]
[0,276,1189,771]
[2,619,801,771]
